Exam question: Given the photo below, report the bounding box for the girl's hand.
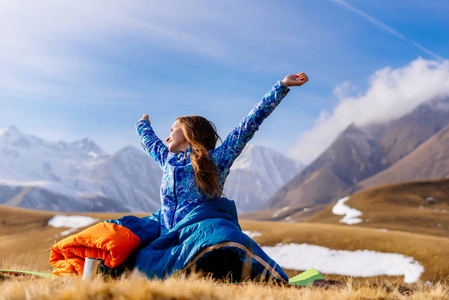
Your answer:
[281,73,308,87]
[139,114,151,124]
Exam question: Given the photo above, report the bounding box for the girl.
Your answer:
[137,73,308,233]
[50,73,308,282]
[134,73,308,281]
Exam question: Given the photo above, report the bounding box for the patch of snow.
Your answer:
[48,215,99,237]
[378,228,389,232]
[78,191,107,199]
[263,243,424,283]
[242,230,262,238]
[422,207,447,213]
[87,151,98,158]
[273,206,289,218]
[303,207,309,212]
[332,196,363,225]
[426,197,434,202]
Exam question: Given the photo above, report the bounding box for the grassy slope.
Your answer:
[307,179,449,238]
[240,204,329,222]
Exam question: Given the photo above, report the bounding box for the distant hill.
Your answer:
[264,97,449,210]
[306,178,449,238]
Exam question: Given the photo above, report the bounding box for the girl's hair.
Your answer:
[177,116,222,198]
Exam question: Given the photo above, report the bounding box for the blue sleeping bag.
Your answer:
[109,197,288,282]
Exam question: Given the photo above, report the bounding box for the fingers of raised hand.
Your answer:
[140,114,150,124]
[294,73,308,85]
[301,73,308,82]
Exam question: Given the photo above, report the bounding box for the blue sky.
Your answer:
[1,0,449,163]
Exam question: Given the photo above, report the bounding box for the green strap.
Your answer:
[0,269,58,278]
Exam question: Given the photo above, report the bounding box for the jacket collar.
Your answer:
[176,147,191,161]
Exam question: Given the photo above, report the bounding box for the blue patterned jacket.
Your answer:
[136,81,290,234]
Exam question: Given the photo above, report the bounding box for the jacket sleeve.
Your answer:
[136,120,169,169]
[214,81,290,170]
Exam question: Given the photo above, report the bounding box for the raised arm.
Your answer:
[136,114,169,169]
[215,73,308,171]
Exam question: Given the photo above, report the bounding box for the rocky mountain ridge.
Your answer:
[264,97,449,210]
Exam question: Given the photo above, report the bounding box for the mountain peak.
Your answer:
[71,137,104,155]
[341,123,371,136]
[0,125,21,137]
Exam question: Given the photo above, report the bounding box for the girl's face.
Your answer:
[166,120,189,153]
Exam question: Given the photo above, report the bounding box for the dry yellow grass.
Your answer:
[0,271,448,300]
[307,179,449,238]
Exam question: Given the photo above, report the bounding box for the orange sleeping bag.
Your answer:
[49,222,141,276]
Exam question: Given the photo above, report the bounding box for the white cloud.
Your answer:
[288,58,449,163]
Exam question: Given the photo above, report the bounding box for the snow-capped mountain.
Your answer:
[86,146,161,211]
[224,144,303,212]
[0,126,302,213]
[0,126,162,212]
